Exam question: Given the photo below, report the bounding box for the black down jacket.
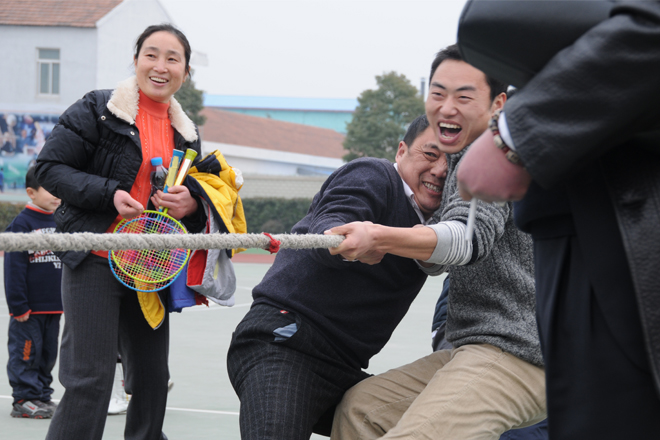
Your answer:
[36,78,204,269]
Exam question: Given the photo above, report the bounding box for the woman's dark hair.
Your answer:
[429,44,507,102]
[134,24,192,74]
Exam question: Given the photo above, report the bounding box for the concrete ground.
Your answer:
[0,190,30,204]
[0,257,445,439]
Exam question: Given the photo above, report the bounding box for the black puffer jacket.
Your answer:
[36,76,203,269]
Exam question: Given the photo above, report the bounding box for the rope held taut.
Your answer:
[261,233,281,254]
[0,232,345,253]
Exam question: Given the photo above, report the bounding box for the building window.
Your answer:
[37,48,60,95]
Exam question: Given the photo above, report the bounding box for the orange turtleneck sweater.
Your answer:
[92,90,175,258]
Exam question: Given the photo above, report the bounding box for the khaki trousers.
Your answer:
[331,344,546,440]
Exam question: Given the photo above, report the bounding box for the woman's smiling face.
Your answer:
[134,31,188,103]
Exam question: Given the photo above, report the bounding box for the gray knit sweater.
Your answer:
[428,148,543,367]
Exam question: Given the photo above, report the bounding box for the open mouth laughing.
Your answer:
[423,182,442,194]
[439,122,462,143]
[150,76,168,84]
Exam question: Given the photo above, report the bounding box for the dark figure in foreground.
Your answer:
[457,2,660,438]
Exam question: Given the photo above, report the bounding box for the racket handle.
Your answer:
[162,149,198,215]
[163,150,185,194]
[173,149,198,187]
[159,150,185,212]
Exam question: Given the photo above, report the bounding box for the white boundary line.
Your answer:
[0,395,239,416]
[165,406,239,416]
[180,302,251,312]
[0,303,253,317]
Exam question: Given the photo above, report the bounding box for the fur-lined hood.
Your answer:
[107,76,198,143]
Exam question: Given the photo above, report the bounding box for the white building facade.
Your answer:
[0,0,346,199]
[0,0,171,115]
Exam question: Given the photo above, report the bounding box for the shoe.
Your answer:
[10,400,53,419]
[40,400,58,411]
[108,362,129,415]
[107,395,129,415]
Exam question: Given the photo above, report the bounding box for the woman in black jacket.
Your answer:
[35,24,204,440]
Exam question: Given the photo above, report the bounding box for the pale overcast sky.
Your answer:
[157,0,467,99]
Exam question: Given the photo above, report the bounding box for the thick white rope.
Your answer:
[0,232,345,252]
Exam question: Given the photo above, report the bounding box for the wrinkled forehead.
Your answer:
[410,127,441,152]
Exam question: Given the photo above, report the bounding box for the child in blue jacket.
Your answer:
[5,166,62,418]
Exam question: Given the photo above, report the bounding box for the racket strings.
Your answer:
[110,211,191,292]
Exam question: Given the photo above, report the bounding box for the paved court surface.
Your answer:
[0,191,30,204]
[0,257,445,439]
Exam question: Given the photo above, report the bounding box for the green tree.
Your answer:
[175,69,207,126]
[343,72,425,162]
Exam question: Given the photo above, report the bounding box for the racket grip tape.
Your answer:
[162,149,198,216]
[163,149,185,195]
[173,149,198,187]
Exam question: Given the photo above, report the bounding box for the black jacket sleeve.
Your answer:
[505,2,660,188]
[35,90,121,212]
[298,159,395,268]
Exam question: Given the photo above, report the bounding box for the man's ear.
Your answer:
[395,141,407,163]
[491,92,507,113]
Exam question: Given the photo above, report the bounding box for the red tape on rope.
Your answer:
[262,233,281,254]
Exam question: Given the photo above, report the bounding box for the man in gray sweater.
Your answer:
[327,45,546,439]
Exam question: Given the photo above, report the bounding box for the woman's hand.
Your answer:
[114,190,144,220]
[151,185,198,220]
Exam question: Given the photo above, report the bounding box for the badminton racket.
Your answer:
[159,148,197,213]
[109,210,190,292]
[161,149,185,198]
[109,149,198,292]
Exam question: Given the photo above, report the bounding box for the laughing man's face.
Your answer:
[425,59,503,155]
[395,126,447,220]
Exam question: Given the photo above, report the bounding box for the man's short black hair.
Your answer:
[25,166,40,191]
[403,114,430,147]
[429,44,507,102]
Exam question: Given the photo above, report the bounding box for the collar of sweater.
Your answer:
[446,145,468,169]
[106,76,198,143]
[26,202,54,215]
[137,90,170,119]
